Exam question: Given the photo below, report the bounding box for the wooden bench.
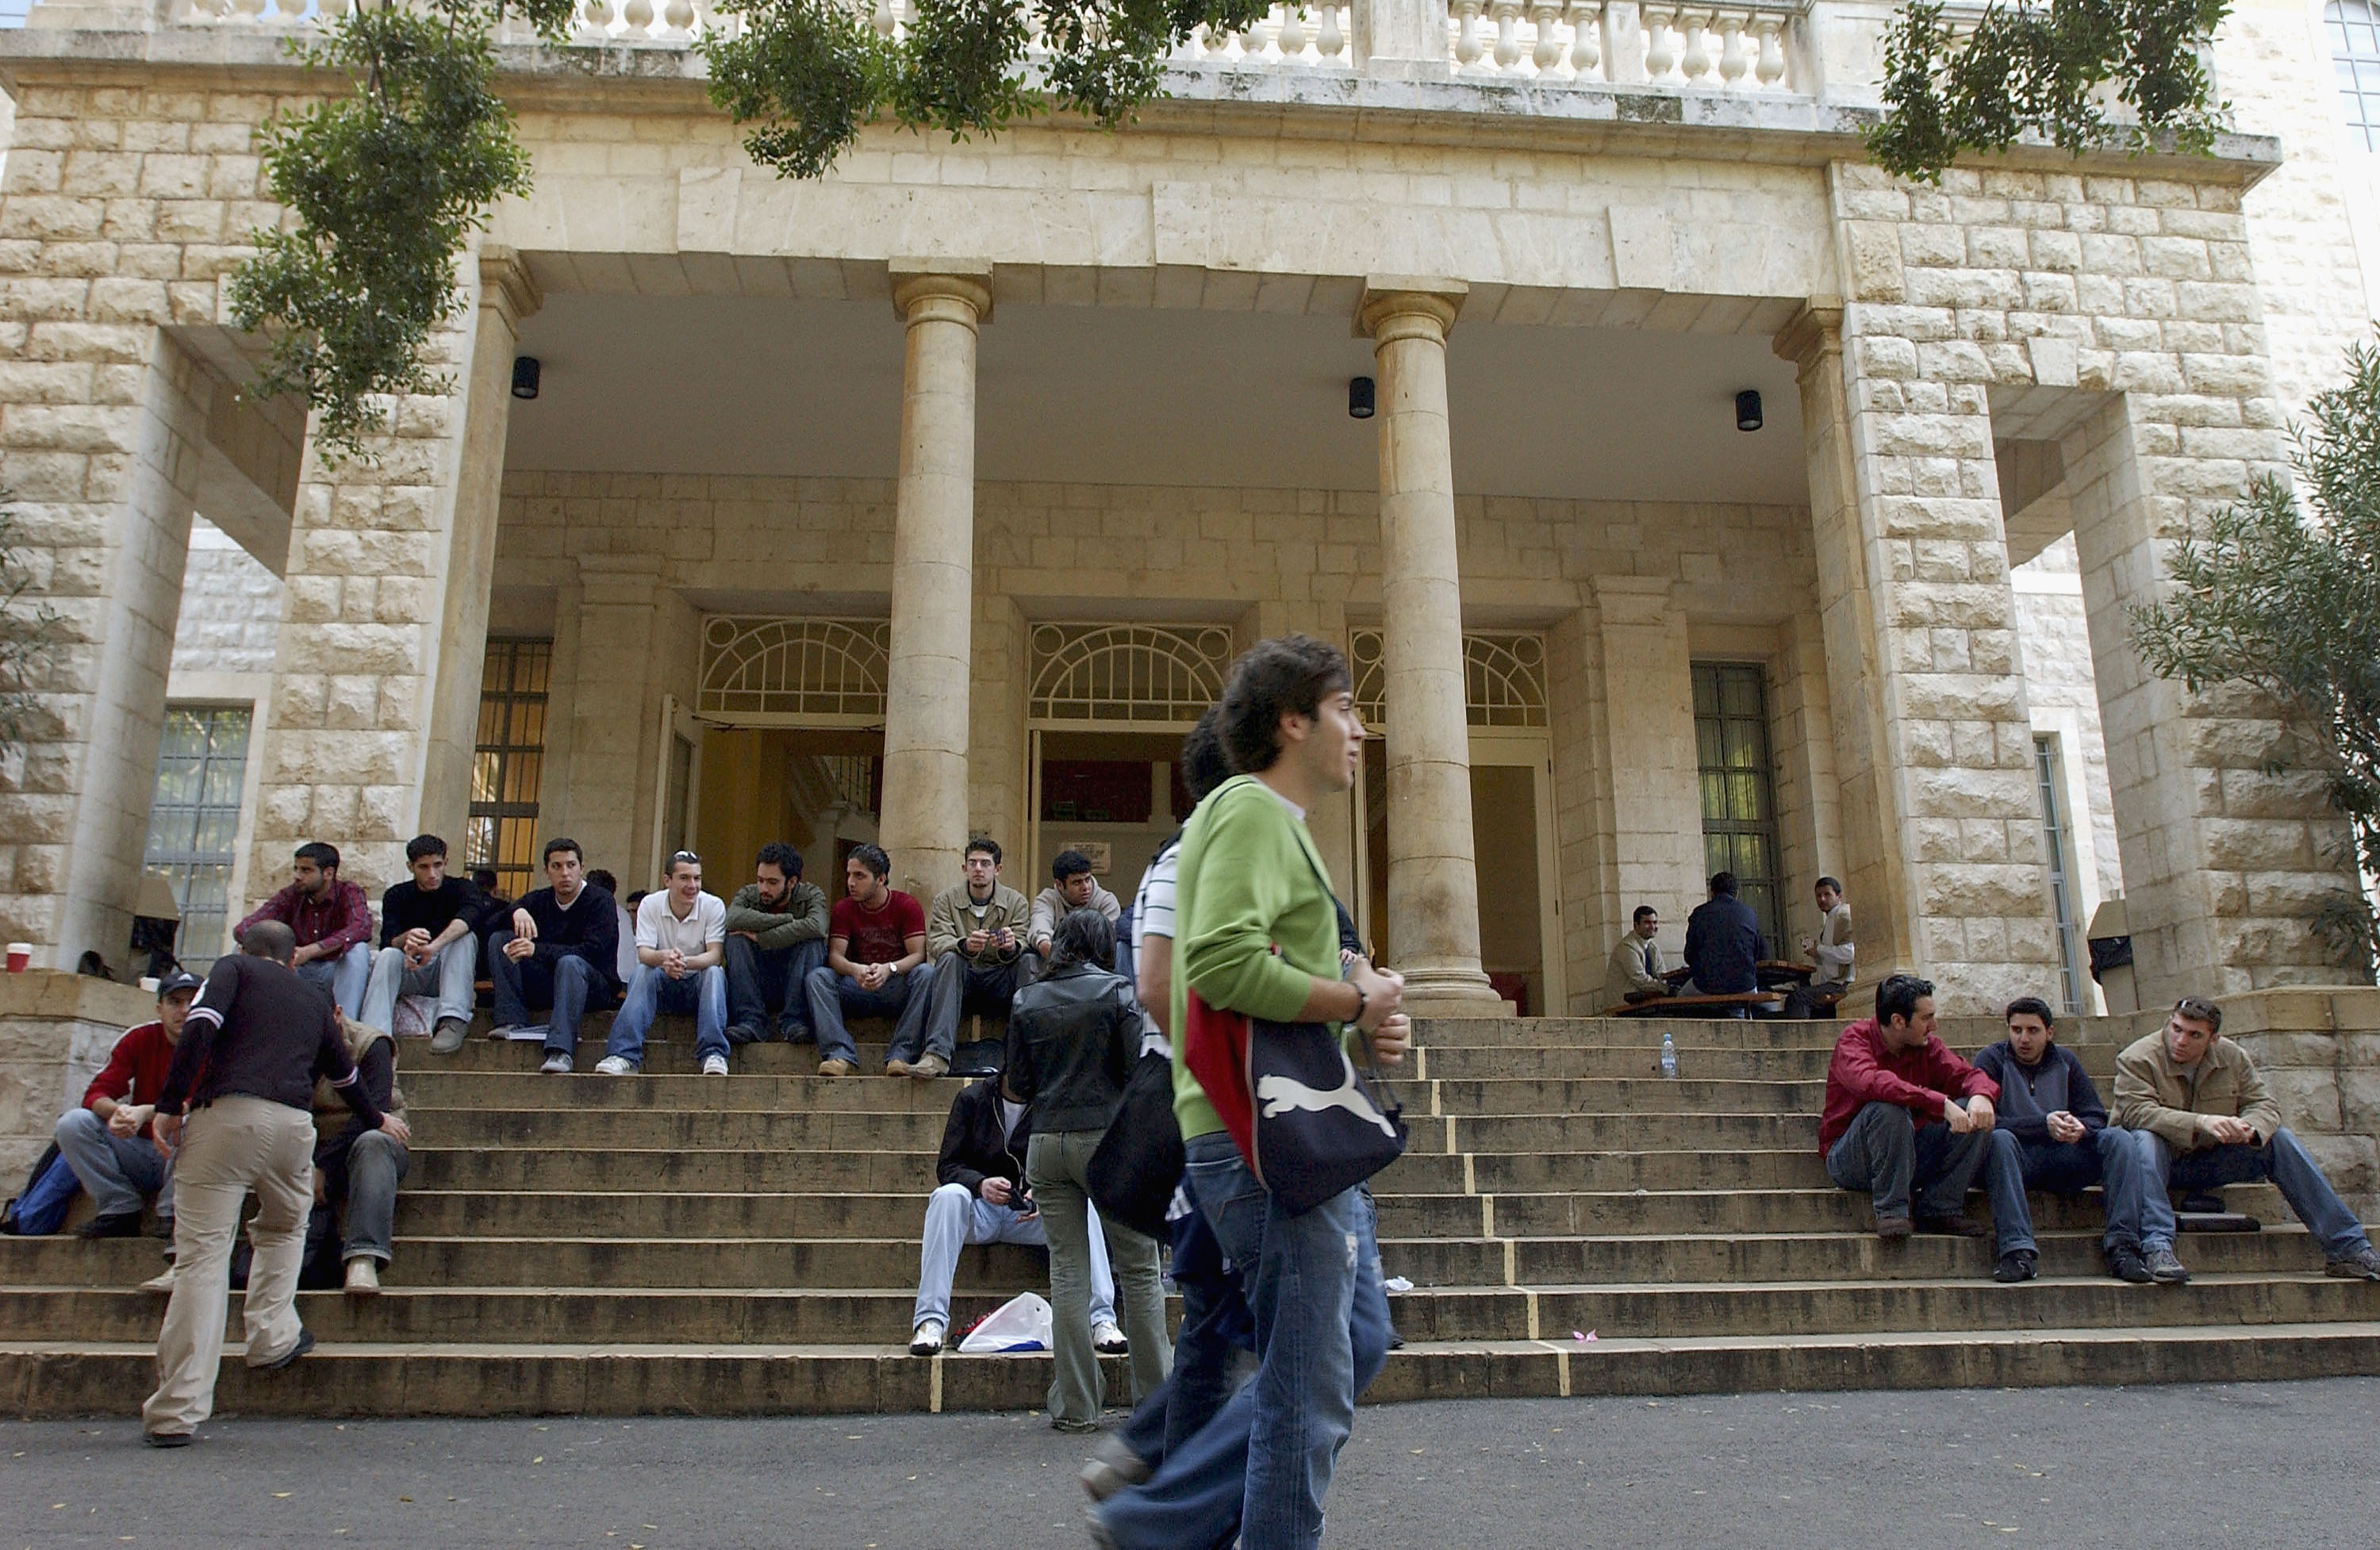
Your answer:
[1600,991,1783,1019]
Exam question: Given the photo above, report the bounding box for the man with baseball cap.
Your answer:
[52,969,202,1240]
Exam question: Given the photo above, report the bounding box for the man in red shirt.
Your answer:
[53,970,201,1238]
[802,844,933,1078]
[1820,973,2006,1247]
[236,841,374,1017]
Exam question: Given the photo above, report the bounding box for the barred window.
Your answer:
[2333,0,2380,150]
[466,639,551,900]
[1691,662,1785,951]
[142,705,252,969]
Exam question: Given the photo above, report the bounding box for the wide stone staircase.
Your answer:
[5,1011,2379,1418]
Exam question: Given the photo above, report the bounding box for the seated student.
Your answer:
[1023,850,1119,986]
[1608,906,1671,1003]
[914,837,1032,1080]
[236,840,374,1017]
[909,1070,1120,1358]
[586,869,639,990]
[1820,973,2012,1254]
[724,842,830,1047]
[54,970,200,1238]
[362,834,487,1054]
[316,1008,407,1295]
[487,838,623,1075]
[1800,877,1856,991]
[471,867,509,911]
[604,850,728,1076]
[1683,871,1764,1006]
[2116,995,2380,1284]
[1971,996,2152,1285]
[803,844,934,1079]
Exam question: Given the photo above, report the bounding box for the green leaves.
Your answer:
[701,0,894,178]
[2132,343,2380,971]
[1868,0,2231,184]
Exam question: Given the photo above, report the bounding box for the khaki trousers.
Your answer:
[141,1095,317,1437]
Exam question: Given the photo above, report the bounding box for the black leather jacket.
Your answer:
[936,1076,1029,1196]
[1002,961,1142,1134]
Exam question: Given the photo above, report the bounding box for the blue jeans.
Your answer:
[1117,1203,1256,1469]
[724,934,826,1042]
[359,935,478,1031]
[911,1180,1114,1331]
[608,962,729,1066]
[804,963,935,1066]
[53,1107,173,1220]
[1100,1132,1392,1550]
[2139,1128,2373,1260]
[1985,1126,2148,1255]
[294,941,371,1019]
[486,933,618,1057]
[1823,1100,1991,1222]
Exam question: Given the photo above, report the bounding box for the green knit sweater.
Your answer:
[1168,774,1346,1141]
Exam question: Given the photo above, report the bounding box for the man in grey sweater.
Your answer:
[722,842,831,1045]
[1024,849,1119,987]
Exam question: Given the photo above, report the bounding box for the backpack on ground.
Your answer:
[0,1142,81,1237]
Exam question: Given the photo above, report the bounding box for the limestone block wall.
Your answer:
[2011,535,2121,913]
[167,515,281,679]
[0,970,151,1183]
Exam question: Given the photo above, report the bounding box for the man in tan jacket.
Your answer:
[909,837,1035,1079]
[2114,994,2380,1285]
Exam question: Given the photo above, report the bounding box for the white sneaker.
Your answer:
[594,1055,636,1076]
[539,1052,572,1075]
[343,1256,381,1296]
[701,1053,729,1076]
[909,1319,945,1356]
[1092,1319,1128,1355]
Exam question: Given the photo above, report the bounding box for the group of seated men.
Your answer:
[1609,872,1855,1010]
[1823,973,2380,1285]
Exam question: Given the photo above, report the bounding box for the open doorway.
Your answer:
[693,726,883,892]
[1027,730,1196,913]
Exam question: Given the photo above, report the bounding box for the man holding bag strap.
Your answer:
[1095,635,1408,1550]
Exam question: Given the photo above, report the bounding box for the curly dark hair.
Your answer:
[1181,704,1234,799]
[1050,907,1115,972]
[1219,635,1352,775]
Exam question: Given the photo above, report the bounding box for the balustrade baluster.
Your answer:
[1492,0,1522,67]
[230,0,266,21]
[317,0,348,17]
[1715,10,1745,84]
[663,0,693,33]
[871,0,895,36]
[1751,12,1784,85]
[1567,0,1600,75]
[1640,2,1674,77]
[1530,1,1563,69]
[1316,2,1345,58]
[1278,4,1309,62]
[1238,8,1273,62]
[624,0,653,34]
[1454,0,1484,67]
[582,0,613,33]
[1677,6,1710,79]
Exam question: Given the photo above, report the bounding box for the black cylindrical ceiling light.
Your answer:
[1735,389,1763,432]
[1349,376,1376,420]
[512,356,542,401]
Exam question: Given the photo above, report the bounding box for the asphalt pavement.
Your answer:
[6,1377,2374,1549]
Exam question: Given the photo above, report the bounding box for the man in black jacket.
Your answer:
[487,837,622,1074]
[908,1072,1117,1356]
[1972,996,2154,1285]
[1683,871,1765,1004]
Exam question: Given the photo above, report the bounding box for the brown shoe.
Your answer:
[1916,1213,1990,1238]
[885,1058,912,1077]
[819,1058,856,1077]
[909,1053,950,1079]
[1875,1215,1914,1242]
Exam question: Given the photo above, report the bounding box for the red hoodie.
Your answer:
[80,1021,178,1138]
[1817,1017,1998,1156]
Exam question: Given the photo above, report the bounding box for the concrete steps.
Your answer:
[4,1011,2376,1418]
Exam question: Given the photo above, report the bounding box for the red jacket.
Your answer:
[81,1021,178,1138]
[1818,1017,1998,1156]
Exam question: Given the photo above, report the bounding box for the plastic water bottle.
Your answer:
[1659,1032,1678,1080]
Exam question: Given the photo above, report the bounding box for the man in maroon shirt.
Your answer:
[236,841,374,1017]
[802,844,934,1078]
[1821,973,2004,1245]
[52,970,200,1238]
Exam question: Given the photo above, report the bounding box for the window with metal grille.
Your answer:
[2036,735,2086,1014]
[466,639,551,900]
[142,705,252,969]
[1691,662,1784,950]
[2335,0,2380,149]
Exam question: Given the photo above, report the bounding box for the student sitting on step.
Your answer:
[53,969,200,1240]
[1970,996,2154,1286]
[804,844,935,1079]
[722,842,830,1049]
[908,1071,1121,1358]
[1023,850,1119,988]
[487,838,623,1075]
[1819,973,2019,1263]
[914,836,1032,1079]
[602,851,729,1077]
[2113,994,2380,1285]
[317,1010,408,1295]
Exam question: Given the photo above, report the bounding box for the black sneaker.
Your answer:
[142,1431,193,1448]
[2178,1191,2228,1215]
[2146,1246,2192,1285]
[1914,1213,1989,1238]
[257,1328,316,1372]
[2326,1245,2380,1281]
[1992,1249,2038,1283]
[79,1210,144,1239]
[2106,1246,2155,1284]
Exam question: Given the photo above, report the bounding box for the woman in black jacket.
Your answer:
[1007,907,1170,1431]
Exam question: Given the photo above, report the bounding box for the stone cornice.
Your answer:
[0,26,2286,186]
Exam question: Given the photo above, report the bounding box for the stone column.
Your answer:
[880,261,991,902]
[555,554,667,878]
[417,247,542,843]
[1358,278,1500,1012]
[1357,0,1451,72]
[1585,577,1705,997]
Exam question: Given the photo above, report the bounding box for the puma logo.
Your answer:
[1257,1051,1398,1140]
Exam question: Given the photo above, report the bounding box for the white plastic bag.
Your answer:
[958,1291,1053,1353]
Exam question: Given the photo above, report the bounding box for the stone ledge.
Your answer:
[0,969,153,1029]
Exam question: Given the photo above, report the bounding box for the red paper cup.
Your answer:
[4,942,29,973]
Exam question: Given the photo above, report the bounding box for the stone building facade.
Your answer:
[0,0,2370,1015]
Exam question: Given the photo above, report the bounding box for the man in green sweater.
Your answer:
[1096,634,1410,1550]
[721,842,830,1046]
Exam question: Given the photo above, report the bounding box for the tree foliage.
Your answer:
[2132,343,2380,971]
[227,0,574,460]
[1867,0,2232,184]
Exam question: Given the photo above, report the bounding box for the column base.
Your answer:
[1399,966,1512,1018]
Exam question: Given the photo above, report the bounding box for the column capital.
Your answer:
[1357,276,1467,343]
[573,552,666,608]
[889,258,994,328]
[478,244,544,337]
[1771,297,1844,376]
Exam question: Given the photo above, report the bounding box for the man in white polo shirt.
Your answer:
[600,850,729,1076]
